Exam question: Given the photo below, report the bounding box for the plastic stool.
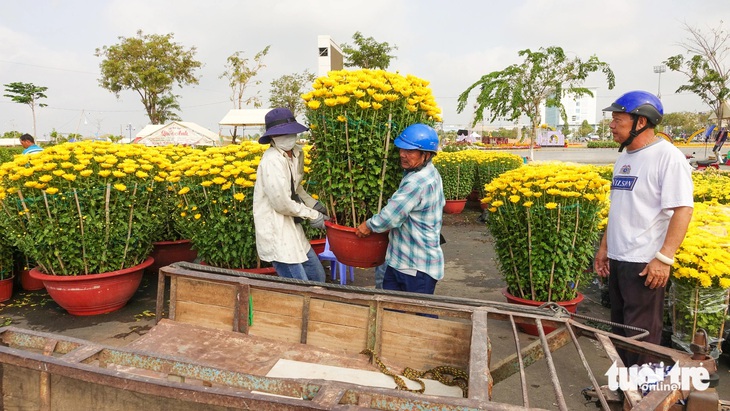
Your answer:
[317,238,355,285]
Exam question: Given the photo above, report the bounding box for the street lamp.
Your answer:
[653,65,666,99]
[125,123,134,143]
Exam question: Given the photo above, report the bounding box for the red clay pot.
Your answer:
[501,288,583,336]
[325,221,389,268]
[20,268,45,291]
[0,276,13,302]
[147,239,198,274]
[443,199,467,214]
[309,238,326,255]
[29,258,153,316]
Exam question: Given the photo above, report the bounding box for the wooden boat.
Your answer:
[0,262,724,410]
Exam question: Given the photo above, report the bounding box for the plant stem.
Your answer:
[102,184,111,271]
[121,183,138,269]
[42,191,65,275]
[377,112,392,212]
[73,189,89,275]
[568,204,581,293]
[548,204,562,301]
[527,206,535,300]
[691,285,700,338]
[344,111,357,225]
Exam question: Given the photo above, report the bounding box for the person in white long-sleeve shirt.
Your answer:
[253,108,327,282]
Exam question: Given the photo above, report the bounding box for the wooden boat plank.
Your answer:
[128,319,374,376]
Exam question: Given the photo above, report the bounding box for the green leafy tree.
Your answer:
[457,46,615,160]
[95,30,202,124]
[340,31,398,69]
[220,46,270,143]
[659,111,702,138]
[664,22,729,125]
[155,93,182,123]
[3,82,48,138]
[576,119,594,138]
[597,117,612,140]
[269,70,317,116]
[2,131,21,139]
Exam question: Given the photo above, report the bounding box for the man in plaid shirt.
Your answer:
[356,124,445,294]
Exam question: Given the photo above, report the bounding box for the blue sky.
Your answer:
[1,0,728,138]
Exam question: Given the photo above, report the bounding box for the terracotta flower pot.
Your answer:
[501,288,583,336]
[0,276,13,302]
[443,199,467,214]
[147,239,198,274]
[29,258,153,316]
[20,268,45,291]
[309,238,326,255]
[325,221,389,268]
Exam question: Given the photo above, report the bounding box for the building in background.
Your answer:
[541,88,598,132]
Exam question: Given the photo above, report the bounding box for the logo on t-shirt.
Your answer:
[619,164,631,174]
[612,176,637,190]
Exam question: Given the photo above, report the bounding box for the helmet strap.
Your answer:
[618,115,650,152]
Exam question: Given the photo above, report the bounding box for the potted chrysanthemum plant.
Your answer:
[482,162,610,334]
[0,141,169,315]
[303,69,442,267]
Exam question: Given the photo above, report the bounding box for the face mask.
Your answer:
[272,135,298,151]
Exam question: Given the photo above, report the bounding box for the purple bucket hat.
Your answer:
[258,108,308,144]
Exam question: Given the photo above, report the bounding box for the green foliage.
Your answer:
[457,46,615,150]
[664,22,729,124]
[269,70,317,116]
[340,32,398,70]
[586,140,619,148]
[659,111,704,137]
[0,147,24,164]
[220,46,270,143]
[483,163,610,302]
[95,30,202,124]
[433,153,476,200]
[576,120,594,138]
[3,82,49,137]
[2,131,21,139]
[155,93,182,123]
[670,279,730,344]
[0,233,14,280]
[304,69,441,227]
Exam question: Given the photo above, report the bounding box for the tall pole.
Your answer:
[653,65,666,99]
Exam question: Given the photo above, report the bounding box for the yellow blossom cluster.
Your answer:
[672,201,730,289]
[692,169,730,204]
[0,141,173,199]
[302,69,442,122]
[482,162,610,212]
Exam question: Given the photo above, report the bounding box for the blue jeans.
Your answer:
[374,262,387,289]
[272,247,325,282]
[382,265,437,295]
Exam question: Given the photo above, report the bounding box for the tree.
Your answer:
[269,70,316,116]
[340,32,397,69]
[95,30,202,124]
[457,46,615,159]
[3,82,48,138]
[576,120,594,138]
[220,46,270,143]
[664,21,729,125]
[155,93,182,123]
[659,111,702,137]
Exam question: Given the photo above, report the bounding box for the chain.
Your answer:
[538,302,649,340]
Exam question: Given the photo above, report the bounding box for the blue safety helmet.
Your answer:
[394,123,439,153]
[603,90,664,126]
[603,91,663,152]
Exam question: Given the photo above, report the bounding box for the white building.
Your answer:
[540,88,598,131]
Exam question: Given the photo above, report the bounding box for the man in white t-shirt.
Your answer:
[593,91,693,367]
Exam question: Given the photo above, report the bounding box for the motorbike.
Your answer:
[687,152,721,170]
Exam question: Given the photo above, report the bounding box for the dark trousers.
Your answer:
[382,265,437,295]
[608,259,665,367]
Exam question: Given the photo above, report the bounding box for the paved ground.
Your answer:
[0,146,727,408]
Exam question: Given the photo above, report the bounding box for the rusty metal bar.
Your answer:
[565,322,610,410]
[535,319,567,411]
[469,310,492,402]
[490,325,571,385]
[508,314,529,408]
[595,333,642,408]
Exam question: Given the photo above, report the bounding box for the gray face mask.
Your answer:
[272,135,298,151]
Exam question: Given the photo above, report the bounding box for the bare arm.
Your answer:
[594,230,610,277]
[639,206,693,289]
